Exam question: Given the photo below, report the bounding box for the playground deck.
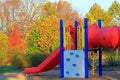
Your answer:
[0,68,120,80]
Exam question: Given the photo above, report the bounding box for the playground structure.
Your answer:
[24,18,120,79]
[59,18,102,78]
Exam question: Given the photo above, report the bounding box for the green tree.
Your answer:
[0,31,8,65]
[86,3,115,27]
[26,24,40,54]
[26,16,46,54]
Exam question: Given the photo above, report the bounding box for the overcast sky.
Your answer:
[49,0,120,16]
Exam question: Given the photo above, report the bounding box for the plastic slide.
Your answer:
[24,26,75,74]
[24,47,60,74]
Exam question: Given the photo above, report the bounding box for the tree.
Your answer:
[0,0,23,32]
[8,27,26,55]
[42,1,79,24]
[86,3,115,27]
[42,1,56,17]
[5,0,22,20]
[22,0,46,21]
[26,17,44,54]
[108,1,120,60]
[55,1,79,24]
[0,30,8,65]
[108,1,120,25]
[6,0,40,36]
[38,15,59,54]
[0,0,46,37]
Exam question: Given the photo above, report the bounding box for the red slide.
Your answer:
[24,47,60,74]
[24,26,75,74]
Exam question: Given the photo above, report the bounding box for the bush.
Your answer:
[11,49,31,69]
[105,54,118,66]
[28,53,49,67]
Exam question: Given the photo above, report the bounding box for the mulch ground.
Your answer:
[0,67,120,80]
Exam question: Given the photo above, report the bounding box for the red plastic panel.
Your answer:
[88,24,100,48]
[116,27,120,47]
[88,24,119,48]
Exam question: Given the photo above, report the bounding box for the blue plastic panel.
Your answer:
[64,50,85,78]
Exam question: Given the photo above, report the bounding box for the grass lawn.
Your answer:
[0,66,17,72]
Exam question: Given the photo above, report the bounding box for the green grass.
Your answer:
[0,66,17,72]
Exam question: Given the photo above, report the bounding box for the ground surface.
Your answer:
[0,67,120,80]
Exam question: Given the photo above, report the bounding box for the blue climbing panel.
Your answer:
[64,50,85,78]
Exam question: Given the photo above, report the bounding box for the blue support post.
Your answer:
[60,19,64,78]
[84,18,89,78]
[75,20,78,49]
[98,19,102,76]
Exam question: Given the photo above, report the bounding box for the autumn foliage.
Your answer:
[8,27,26,54]
[0,31,8,65]
[26,22,40,54]
[27,15,59,54]
[86,3,115,27]
[0,0,120,67]
[38,15,59,53]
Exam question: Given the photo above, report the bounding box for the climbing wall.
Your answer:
[64,50,85,78]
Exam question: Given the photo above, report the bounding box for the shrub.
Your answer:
[28,53,49,67]
[105,54,118,66]
[11,48,31,69]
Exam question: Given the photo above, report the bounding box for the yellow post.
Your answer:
[64,26,66,50]
[81,25,84,49]
[66,27,68,50]
[78,26,81,49]
[68,27,70,49]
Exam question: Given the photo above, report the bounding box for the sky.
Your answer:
[49,0,120,16]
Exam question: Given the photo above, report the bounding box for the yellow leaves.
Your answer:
[102,12,115,27]
[0,30,8,65]
[108,1,120,25]
[36,15,59,53]
[86,3,115,27]
[42,1,56,17]
[32,4,42,17]
[0,31,8,47]
[108,1,120,16]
